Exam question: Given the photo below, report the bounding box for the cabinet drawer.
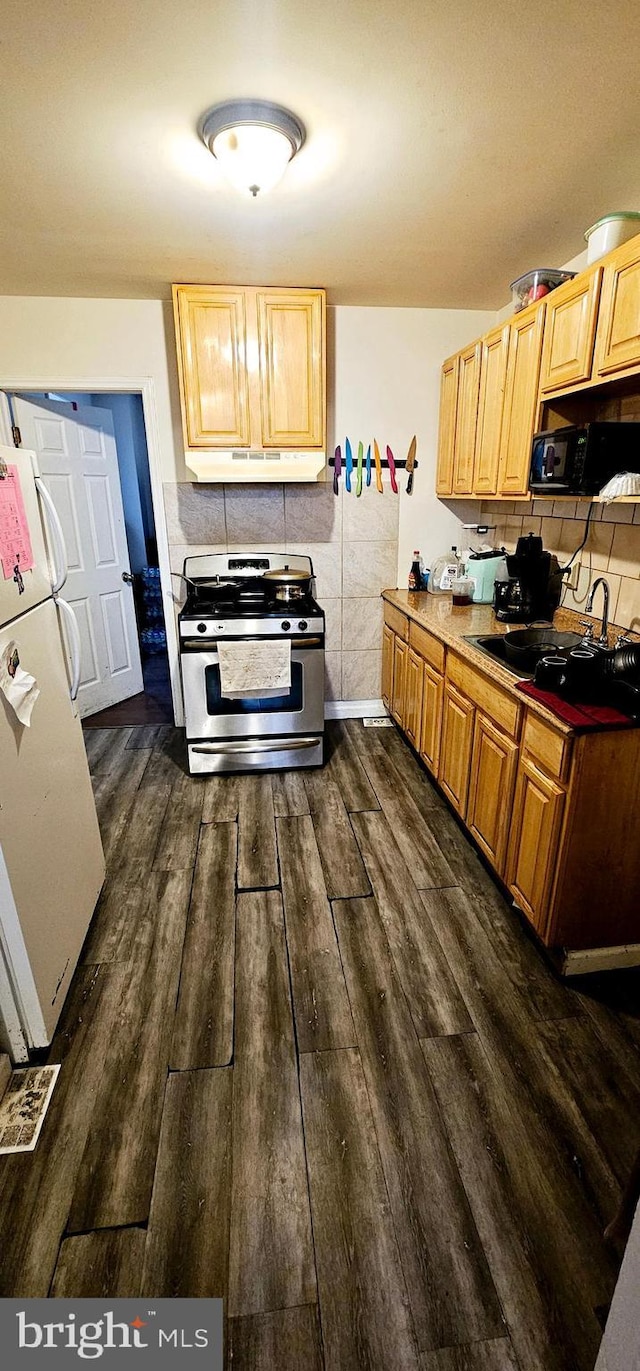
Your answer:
[446,652,521,738]
[383,604,409,640]
[409,620,445,672]
[522,712,572,781]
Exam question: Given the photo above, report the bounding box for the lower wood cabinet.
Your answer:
[467,714,518,876]
[391,637,408,727]
[381,625,394,709]
[439,682,475,816]
[420,662,444,776]
[404,649,424,750]
[505,755,566,934]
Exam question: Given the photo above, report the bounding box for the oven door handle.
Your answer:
[180,636,323,650]
[191,737,320,755]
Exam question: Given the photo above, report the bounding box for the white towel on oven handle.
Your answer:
[217,639,292,699]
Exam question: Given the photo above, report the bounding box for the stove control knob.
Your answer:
[197,623,207,633]
[298,620,308,632]
[281,621,291,631]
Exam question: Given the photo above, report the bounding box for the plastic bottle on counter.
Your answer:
[408,550,423,591]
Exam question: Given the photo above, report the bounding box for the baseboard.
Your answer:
[0,1054,11,1105]
[559,943,640,976]
[325,699,385,720]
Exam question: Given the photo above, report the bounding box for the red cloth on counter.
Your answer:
[516,679,632,730]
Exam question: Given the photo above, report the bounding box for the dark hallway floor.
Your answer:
[0,719,638,1369]
[82,654,173,728]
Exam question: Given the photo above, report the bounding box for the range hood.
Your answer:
[185,450,326,483]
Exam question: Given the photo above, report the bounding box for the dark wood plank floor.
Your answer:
[1,719,639,1371]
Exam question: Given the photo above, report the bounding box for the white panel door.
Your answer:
[13,397,143,716]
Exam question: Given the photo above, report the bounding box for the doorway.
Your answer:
[11,391,173,727]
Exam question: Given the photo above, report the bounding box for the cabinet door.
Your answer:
[420,662,444,777]
[404,648,424,749]
[257,290,325,447]
[498,302,546,495]
[473,324,509,495]
[452,341,481,495]
[391,638,408,728]
[382,625,394,709]
[439,682,475,816]
[539,266,602,393]
[595,238,640,377]
[506,755,565,935]
[467,713,518,875]
[173,287,251,448]
[436,356,458,495]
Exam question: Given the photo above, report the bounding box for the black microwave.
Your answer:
[529,422,640,495]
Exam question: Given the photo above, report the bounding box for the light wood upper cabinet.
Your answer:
[436,355,459,495]
[173,284,326,453]
[506,755,565,933]
[539,266,603,393]
[473,324,509,495]
[439,681,475,816]
[467,713,518,876]
[173,287,251,448]
[595,236,640,377]
[452,341,481,495]
[257,290,325,447]
[420,662,444,777]
[498,301,546,496]
[404,649,424,750]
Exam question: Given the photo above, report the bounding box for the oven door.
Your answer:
[181,640,324,740]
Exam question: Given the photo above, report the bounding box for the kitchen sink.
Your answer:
[463,634,534,677]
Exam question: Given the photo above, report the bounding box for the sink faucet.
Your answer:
[585,576,610,645]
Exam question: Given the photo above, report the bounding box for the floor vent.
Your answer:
[363,716,394,728]
[0,1064,60,1154]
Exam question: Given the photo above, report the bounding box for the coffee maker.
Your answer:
[494,534,563,623]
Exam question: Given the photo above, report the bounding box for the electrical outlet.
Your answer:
[565,561,581,593]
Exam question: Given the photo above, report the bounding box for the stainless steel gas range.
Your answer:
[179,553,325,774]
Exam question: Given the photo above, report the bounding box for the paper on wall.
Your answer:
[217,639,291,699]
[0,466,34,581]
[0,640,40,726]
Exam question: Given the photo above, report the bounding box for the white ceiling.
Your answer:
[2,0,640,307]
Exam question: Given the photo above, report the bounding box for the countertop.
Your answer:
[381,590,601,736]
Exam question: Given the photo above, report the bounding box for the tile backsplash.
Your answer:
[164,481,399,702]
[480,499,640,633]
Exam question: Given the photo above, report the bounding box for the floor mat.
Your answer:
[0,1065,60,1154]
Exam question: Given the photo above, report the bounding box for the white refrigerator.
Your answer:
[0,442,105,1063]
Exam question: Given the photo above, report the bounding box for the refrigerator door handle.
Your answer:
[35,477,68,592]
[56,596,82,700]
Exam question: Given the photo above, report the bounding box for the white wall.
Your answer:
[330,306,494,584]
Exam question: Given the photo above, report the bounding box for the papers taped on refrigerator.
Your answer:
[0,465,34,580]
[0,639,40,725]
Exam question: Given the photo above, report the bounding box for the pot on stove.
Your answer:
[262,568,312,603]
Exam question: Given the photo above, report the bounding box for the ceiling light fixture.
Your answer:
[200,99,306,197]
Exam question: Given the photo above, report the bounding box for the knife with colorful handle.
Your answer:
[405,435,417,494]
[373,439,383,493]
[366,443,372,487]
[386,444,399,494]
[333,444,342,496]
[345,437,353,493]
[356,441,363,496]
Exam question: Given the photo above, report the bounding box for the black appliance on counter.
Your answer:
[529,421,640,496]
[494,534,563,623]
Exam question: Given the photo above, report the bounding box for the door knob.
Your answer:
[122,571,134,584]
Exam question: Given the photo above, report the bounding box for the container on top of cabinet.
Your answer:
[173,284,326,482]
